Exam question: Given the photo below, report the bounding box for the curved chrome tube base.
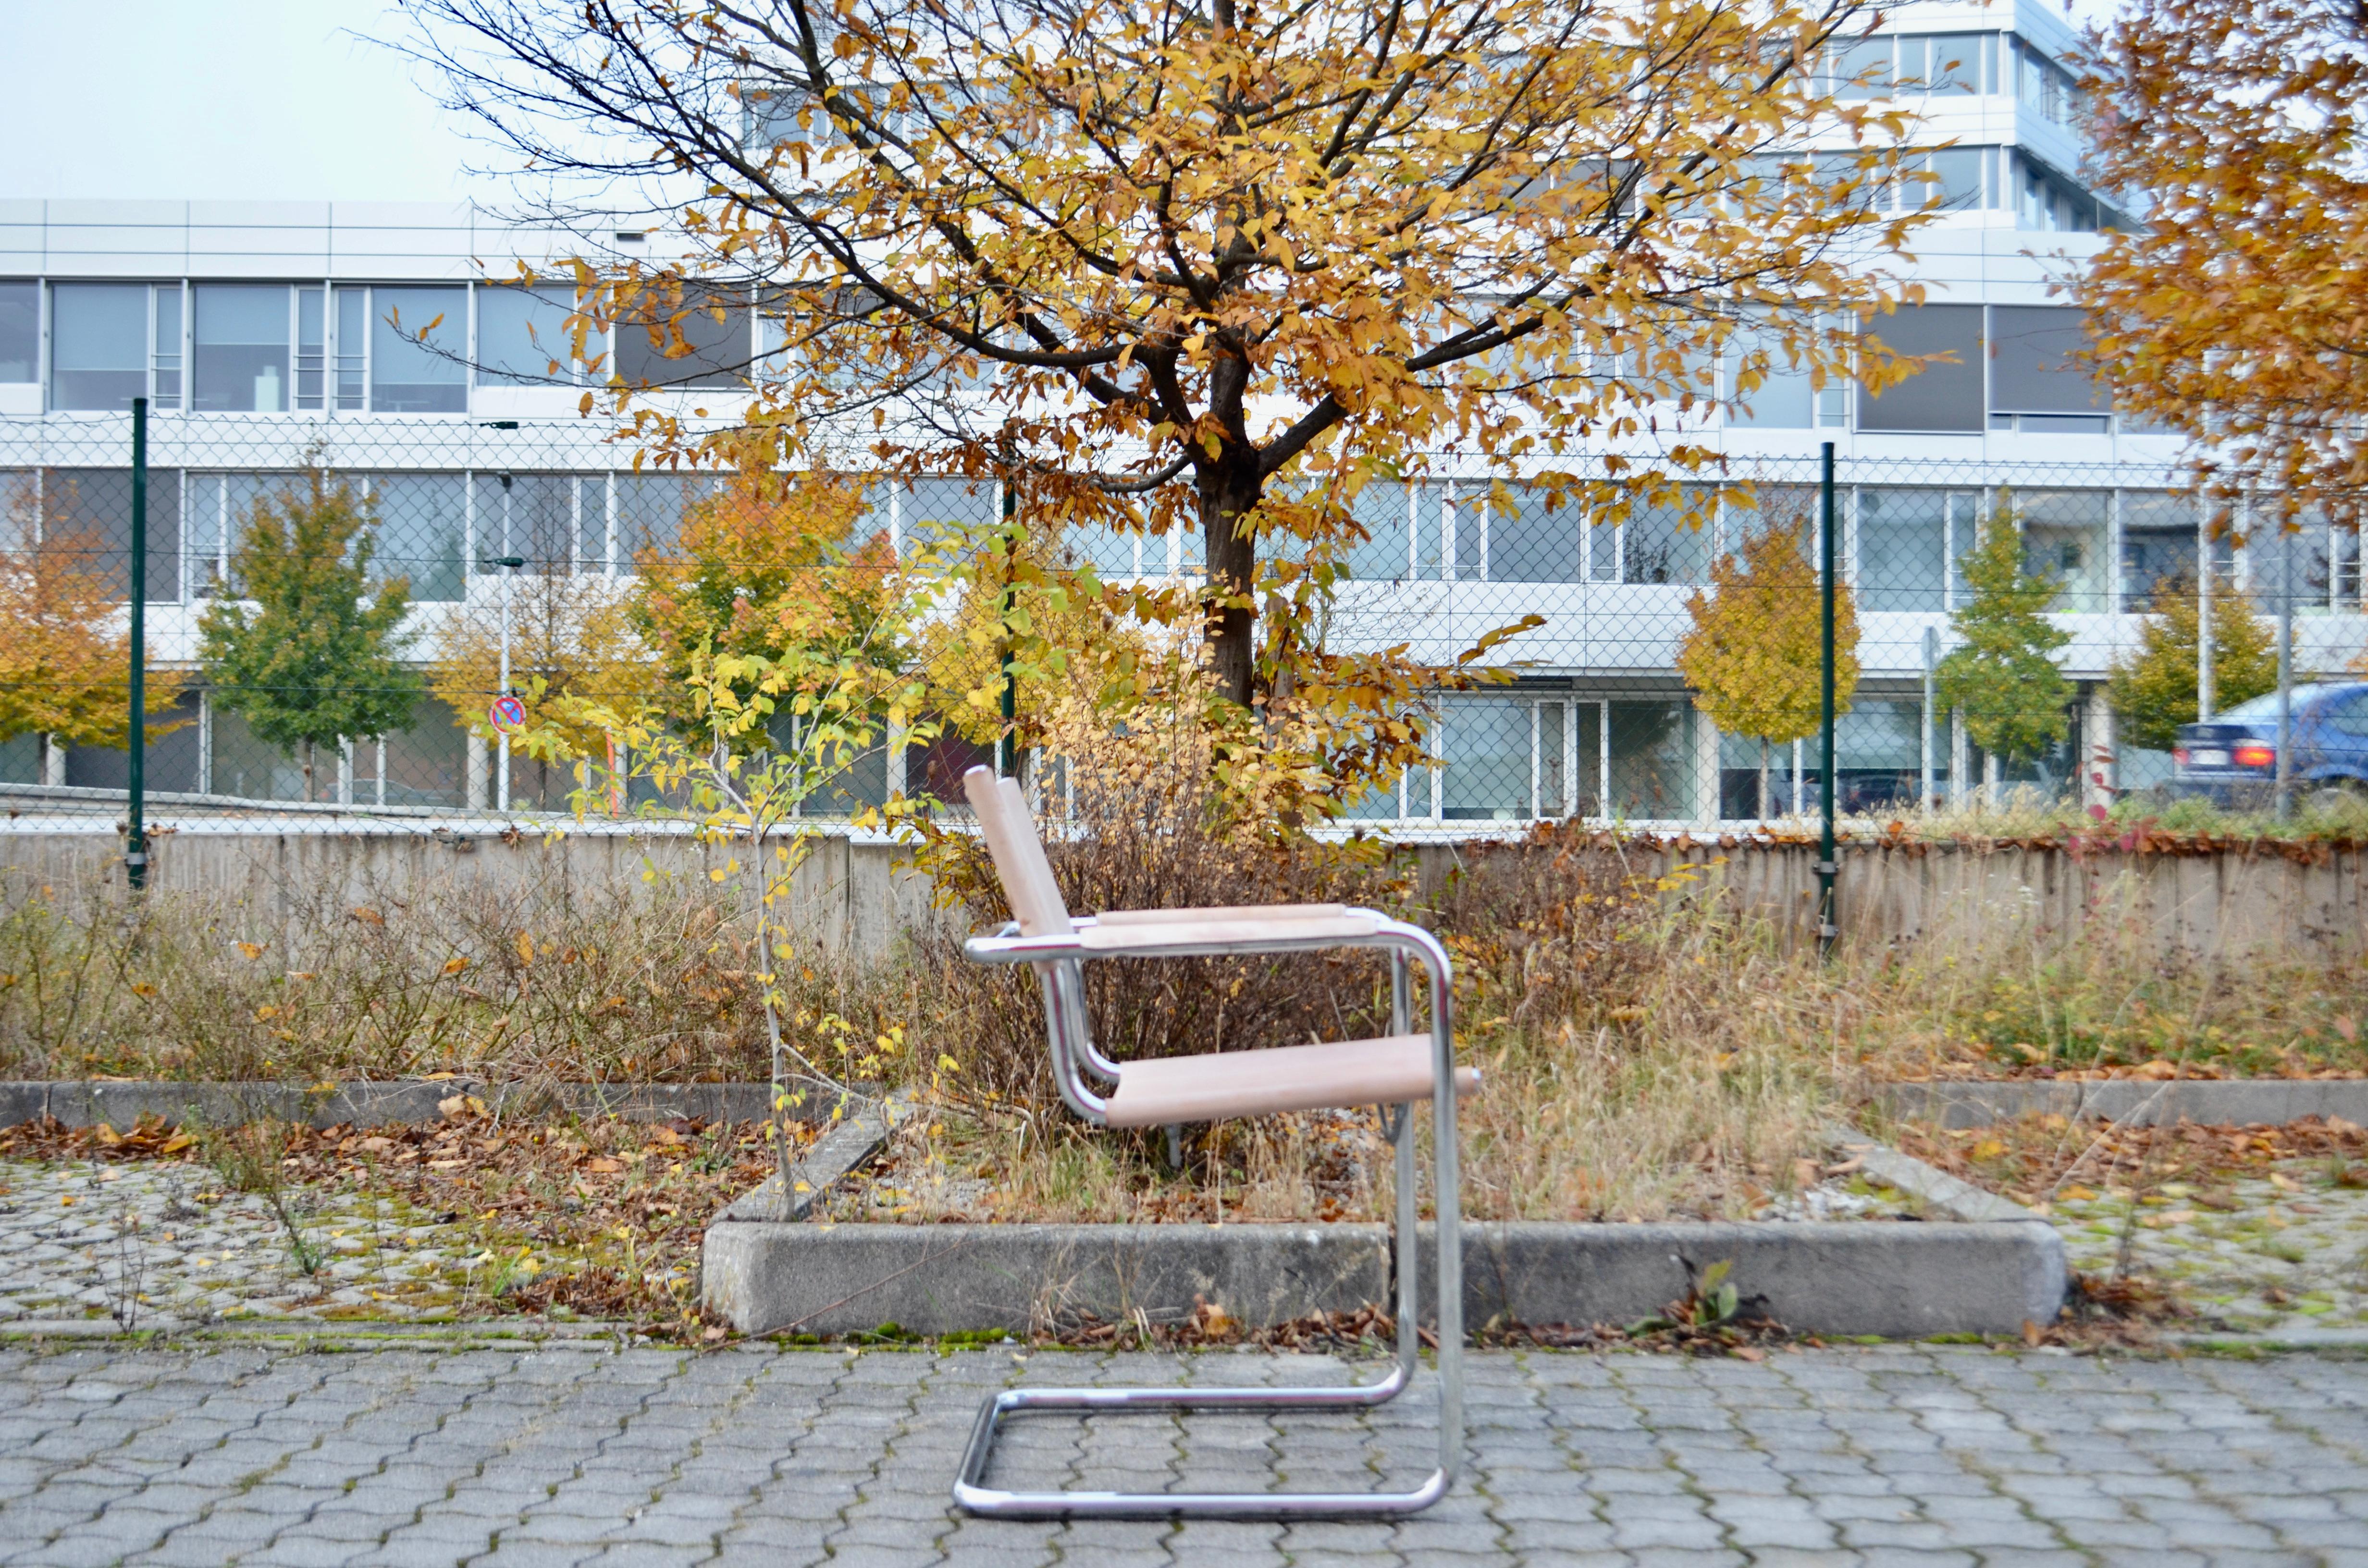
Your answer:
[952,1371,1448,1520]
[952,1468,1451,1521]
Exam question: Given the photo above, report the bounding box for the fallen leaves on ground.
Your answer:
[0,1110,815,1337]
[1891,1114,2368,1208]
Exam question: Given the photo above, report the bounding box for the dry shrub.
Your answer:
[0,860,901,1090]
[898,721,1853,1221]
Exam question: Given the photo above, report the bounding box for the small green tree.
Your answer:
[1677,512,1859,817]
[1937,506,2073,778]
[199,475,423,800]
[2108,574,2279,753]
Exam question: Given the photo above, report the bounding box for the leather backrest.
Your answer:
[960,765,1073,936]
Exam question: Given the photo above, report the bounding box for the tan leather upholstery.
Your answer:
[1104,1035,1480,1128]
[1094,904,1350,926]
[961,767,1072,935]
[1079,913,1381,951]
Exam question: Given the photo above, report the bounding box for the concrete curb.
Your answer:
[1827,1125,2039,1224]
[0,1079,871,1130]
[1883,1079,2368,1129]
[713,1090,916,1222]
[701,1218,2067,1340]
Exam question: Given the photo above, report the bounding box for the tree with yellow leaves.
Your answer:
[1677,506,1858,819]
[2077,0,2368,532]
[629,450,910,748]
[0,486,185,769]
[425,569,661,802]
[403,0,1936,723]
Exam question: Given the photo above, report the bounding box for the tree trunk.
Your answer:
[1198,462,1262,708]
[302,739,316,803]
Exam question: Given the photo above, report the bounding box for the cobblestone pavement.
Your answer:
[0,1161,502,1329]
[2049,1162,2368,1334]
[3,1341,2367,1567]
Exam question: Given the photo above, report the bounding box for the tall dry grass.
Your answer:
[0,859,907,1092]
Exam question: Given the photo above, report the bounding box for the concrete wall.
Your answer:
[5,824,2360,963]
[0,824,947,961]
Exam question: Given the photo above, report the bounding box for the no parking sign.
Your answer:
[489,694,528,734]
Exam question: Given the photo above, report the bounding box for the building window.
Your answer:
[193,284,290,412]
[1441,698,1535,821]
[2013,155,2104,233]
[370,286,468,413]
[2013,39,2081,127]
[2119,491,2199,608]
[1988,305,2110,432]
[365,473,468,601]
[1857,304,1986,432]
[1725,313,1849,429]
[334,287,367,410]
[0,282,34,383]
[476,283,580,387]
[296,287,325,410]
[2013,489,2111,612]
[616,471,705,567]
[50,283,150,411]
[1827,33,1999,98]
[153,284,183,407]
[615,284,750,392]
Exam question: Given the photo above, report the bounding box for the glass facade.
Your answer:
[370,286,468,413]
[50,283,149,411]
[193,284,290,412]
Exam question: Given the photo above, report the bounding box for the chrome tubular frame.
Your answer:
[952,912,1463,1519]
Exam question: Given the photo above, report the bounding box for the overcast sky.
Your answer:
[0,0,492,204]
[0,0,2126,207]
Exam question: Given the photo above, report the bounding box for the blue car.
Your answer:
[2171,681,2368,803]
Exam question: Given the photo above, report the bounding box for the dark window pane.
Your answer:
[193,285,289,412]
[1442,698,1531,820]
[0,282,37,382]
[476,284,578,387]
[366,473,467,602]
[1623,494,1713,584]
[2120,491,2198,605]
[38,467,179,603]
[473,473,578,573]
[1486,484,1586,583]
[372,286,468,413]
[1989,305,2106,415]
[1608,701,1692,819]
[618,472,700,565]
[50,283,148,410]
[616,285,749,391]
[1858,304,1985,431]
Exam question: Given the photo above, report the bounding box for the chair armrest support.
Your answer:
[963,909,1387,965]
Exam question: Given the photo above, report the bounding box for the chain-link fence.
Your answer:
[4,411,2365,839]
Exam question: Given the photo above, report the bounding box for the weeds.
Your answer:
[194,1114,324,1276]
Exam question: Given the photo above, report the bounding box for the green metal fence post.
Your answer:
[1817,441,1837,957]
[127,396,148,893]
[999,467,1019,779]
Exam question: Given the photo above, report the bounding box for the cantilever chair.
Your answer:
[951,764,1478,1519]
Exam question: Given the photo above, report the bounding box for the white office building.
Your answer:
[2,0,2357,823]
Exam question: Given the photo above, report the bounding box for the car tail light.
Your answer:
[2172,747,2189,766]
[2234,743,2276,769]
